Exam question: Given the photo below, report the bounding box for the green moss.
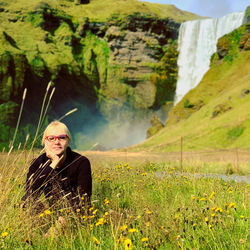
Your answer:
[152,43,178,108]
[183,99,194,109]
[219,25,247,64]
[0,52,27,101]
[227,126,244,140]
[31,55,46,77]
[0,101,18,126]
[147,116,164,138]
[81,31,110,85]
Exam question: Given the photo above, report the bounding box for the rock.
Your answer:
[217,36,230,59]
[212,103,232,118]
[146,116,164,138]
[239,33,250,50]
[240,89,250,98]
[74,0,90,4]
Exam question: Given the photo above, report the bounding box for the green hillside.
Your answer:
[129,23,250,152]
[0,0,200,24]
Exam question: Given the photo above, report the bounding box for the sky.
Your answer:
[140,0,249,18]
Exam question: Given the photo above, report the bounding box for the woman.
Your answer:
[22,120,92,214]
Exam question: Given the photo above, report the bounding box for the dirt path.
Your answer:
[82,149,250,163]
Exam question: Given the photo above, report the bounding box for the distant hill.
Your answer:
[0,0,200,24]
[129,22,250,152]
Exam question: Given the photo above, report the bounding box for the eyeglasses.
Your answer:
[45,134,68,142]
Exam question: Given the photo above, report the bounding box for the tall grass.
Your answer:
[0,81,248,249]
[0,151,249,249]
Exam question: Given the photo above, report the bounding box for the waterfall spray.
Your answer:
[174,12,245,104]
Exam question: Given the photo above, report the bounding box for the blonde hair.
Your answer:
[42,120,72,145]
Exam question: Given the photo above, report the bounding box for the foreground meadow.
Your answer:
[0,150,249,249]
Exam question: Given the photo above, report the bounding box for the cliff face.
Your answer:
[0,2,181,149]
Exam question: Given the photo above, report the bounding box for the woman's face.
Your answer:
[44,126,69,156]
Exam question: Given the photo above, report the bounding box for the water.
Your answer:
[175,12,245,104]
[154,172,250,184]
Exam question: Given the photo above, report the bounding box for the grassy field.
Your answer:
[0,149,249,249]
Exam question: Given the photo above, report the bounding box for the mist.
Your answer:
[57,100,155,151]
[73,116,151,151]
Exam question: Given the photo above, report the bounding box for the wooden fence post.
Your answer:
[180,136,183,173]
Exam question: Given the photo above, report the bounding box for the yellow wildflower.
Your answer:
[93,236,100,245]
[146,209,151,214]
[124,238,132,250]
[228,202,236,209]
[211,213,215,217]
[146,222,150,227]
[120,225,128,231]
[44,209,51,215]
[205,217,209,222]
[1,232,8,238]
[95,218,106,226]
[215,207,223,213]
[39,213,44,217]
[142,237,149,242]
[199,198,206,202]
[209,191,215,199]
[104,198,110,205]
[92,209,98,215]
[128,228,138,233]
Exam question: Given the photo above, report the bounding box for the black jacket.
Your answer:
[22,147,92,212]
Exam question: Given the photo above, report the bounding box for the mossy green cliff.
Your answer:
[0,0,200,149]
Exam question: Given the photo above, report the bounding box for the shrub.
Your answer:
[227,126,244,140]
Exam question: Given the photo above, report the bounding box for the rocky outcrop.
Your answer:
[146,115,164,138]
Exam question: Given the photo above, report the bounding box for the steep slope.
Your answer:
[129,23,250,152]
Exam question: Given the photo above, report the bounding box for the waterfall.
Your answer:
[174,12,245,104]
